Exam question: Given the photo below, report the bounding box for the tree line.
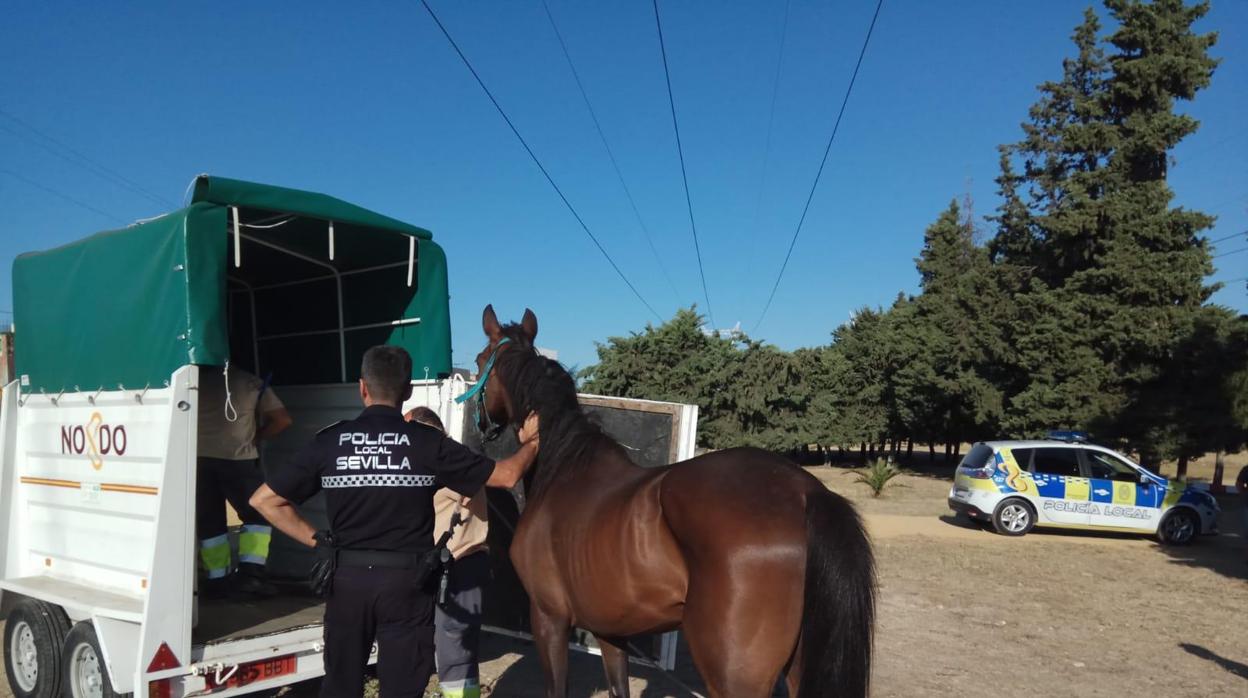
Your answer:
[580,0,1248,477]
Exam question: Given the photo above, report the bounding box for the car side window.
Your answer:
[1008,448,1034,470]
[1031,448,1082,478]
[1085,451,1139,483]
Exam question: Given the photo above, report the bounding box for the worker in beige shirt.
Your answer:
[406,407,489,698]
[198,365,292,597]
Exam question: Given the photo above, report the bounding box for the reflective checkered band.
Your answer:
[321,474,437,488]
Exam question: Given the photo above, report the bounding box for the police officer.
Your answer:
[249,345,539,698]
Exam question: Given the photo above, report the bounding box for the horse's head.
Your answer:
[463,304,537,439]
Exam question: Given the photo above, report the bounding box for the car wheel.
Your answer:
[1158,509,1198,546]
[4,598,71,698]
[61,623,121,698]
[992,499,1035,537]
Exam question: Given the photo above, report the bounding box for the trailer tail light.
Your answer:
[148,679,171,698]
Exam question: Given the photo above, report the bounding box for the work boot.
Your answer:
[234,563,279,598]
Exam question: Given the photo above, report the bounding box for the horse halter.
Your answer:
[455,337,512,442]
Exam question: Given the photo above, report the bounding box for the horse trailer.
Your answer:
[0,175,696,697]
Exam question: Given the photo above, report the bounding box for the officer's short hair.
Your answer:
[406,406,445,433]
[361,345,412,404]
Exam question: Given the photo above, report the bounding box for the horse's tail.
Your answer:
[797,488,875,698]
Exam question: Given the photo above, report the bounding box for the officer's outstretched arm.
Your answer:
[486,412,540,489]
[250,484,318,548]
[487,439,539,489]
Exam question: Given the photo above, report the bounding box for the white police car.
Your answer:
[948,433,1219,544]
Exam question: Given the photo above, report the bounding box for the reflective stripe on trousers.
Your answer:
[200,533,231,579]
[438,678,480,698]
[239,524,272,564]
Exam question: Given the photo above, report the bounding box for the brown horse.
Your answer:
[469,305,875,698]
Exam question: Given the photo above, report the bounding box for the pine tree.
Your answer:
[990,0,1220,458]
[580,307,815,450]
[900,201,1003,453]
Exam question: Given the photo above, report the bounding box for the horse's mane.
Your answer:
[494,323,625,497]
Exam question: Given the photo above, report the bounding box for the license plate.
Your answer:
[953,488,969,500]
[205,655,297,690]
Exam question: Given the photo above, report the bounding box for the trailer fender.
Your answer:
[92,616,140,694]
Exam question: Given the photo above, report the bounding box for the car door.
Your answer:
[1029,447,1091,527]
[1082,449,1158,531]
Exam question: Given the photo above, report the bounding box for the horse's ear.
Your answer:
[521,308,538,342]
[483,304,502,340]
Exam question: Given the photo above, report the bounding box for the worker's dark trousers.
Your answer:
[323,566,435,698]
[435,551,489,698]
[196,457,271,577]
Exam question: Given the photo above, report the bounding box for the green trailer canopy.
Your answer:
[12,175,452,393]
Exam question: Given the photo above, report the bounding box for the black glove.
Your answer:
[309,530,337,598]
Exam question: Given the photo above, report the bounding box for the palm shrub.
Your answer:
[854,457,902,498]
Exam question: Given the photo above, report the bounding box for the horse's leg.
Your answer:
[680,562,803,698]
[530,603,571,698]
[782,638,801,698]
[594,635,630,698]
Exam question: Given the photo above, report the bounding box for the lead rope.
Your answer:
[223,361,238,423]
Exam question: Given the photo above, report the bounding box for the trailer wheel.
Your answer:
[4,598,71,698]
[61,623,122,698]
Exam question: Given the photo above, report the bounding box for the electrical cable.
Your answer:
[541,0,682,304]
[752,0,885,333]
[0,167,129,225]
[0,109,176,208]
[1207,229,1247,245]
[417,0,662,321]
[652,0,714,326]
[749,0,793,238]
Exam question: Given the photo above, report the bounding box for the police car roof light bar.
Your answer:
[1047,430,1089,443]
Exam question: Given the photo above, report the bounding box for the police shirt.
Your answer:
[267,405,495,553]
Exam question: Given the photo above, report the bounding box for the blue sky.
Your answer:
[2,0,1245,372]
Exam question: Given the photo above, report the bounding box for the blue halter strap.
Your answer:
[455,337,511,406]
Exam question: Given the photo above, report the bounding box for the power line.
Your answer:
[1213,246,1248,259]
[1205,191,1248,213]
[749,0,793,238]
[0,109,176,209]
[540,0,681,303]
[652,0,714,326]
[0,168,129,225]
[417,0,662,321]
[752,0,885,333]
[1207,229,1247,245]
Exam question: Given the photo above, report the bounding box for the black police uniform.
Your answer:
[267,405,494,698]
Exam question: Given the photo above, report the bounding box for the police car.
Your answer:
[947,433,1219,544]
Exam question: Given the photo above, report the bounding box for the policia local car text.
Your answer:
[249,345,540,698]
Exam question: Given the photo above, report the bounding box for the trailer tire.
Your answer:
[61,623,124,698]
[4,598,71,698]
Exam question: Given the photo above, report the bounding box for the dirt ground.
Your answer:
[2,467,1244,697]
